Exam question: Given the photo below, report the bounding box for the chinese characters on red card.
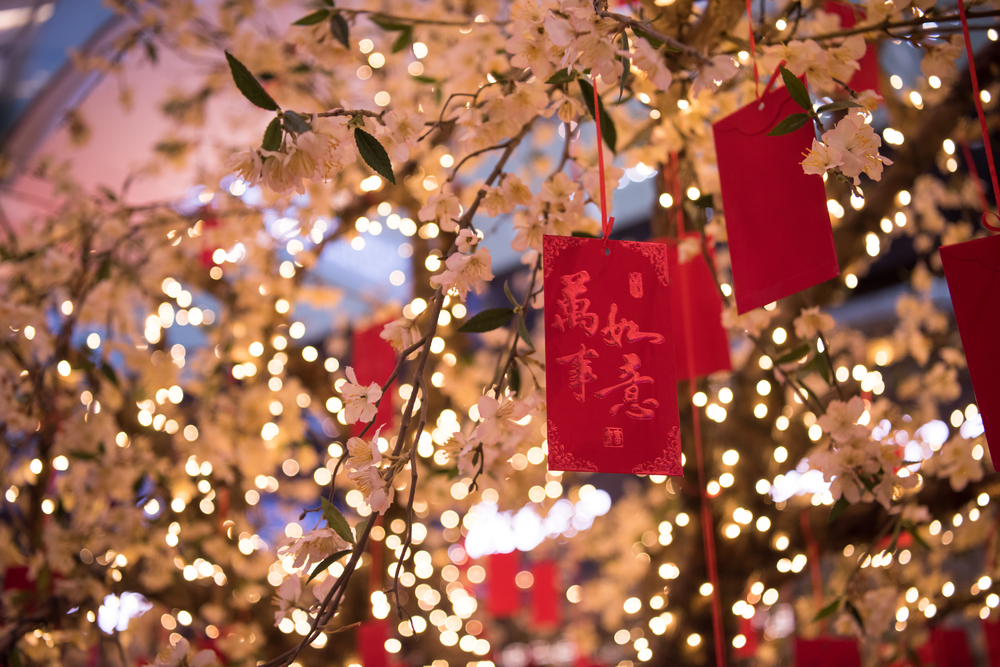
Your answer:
[543,236,682,475]
[713,83,840,313]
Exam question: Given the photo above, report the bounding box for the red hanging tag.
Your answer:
[794,637,861,667]
[351,320,397,437]
[713,82,839,313]
[983,618,1000,666]
[530,560,561,628]
[543,235,681,475]
[487,551,520,619]
[929,628,974,667]
[660,234,731,379]
[822,2,880,94]
[357,620,390,667]
[940,234,1000,466]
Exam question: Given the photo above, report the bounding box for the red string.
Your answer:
[671,152,727,667]
[960,139,992,214]
[763,60,787,97]
[746,0,760,99]
[957,0,1000,232]
[593,76,615,245]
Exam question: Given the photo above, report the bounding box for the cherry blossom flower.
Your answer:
[378,109,426,162]
[340,366,382,424]
[224,149,262,185]
[473,394,529,445]
[921,35,964,80]
[419,187,462,232]
[937,435,984,491]
[630,38,672,91]
[821,113,892,184]
[691,55,738,95]
[817,396,869,444]
[801,139,843,176]
[347,465,394,514]
[456,229,480,254]
[278,527,351,572]
[482,174,533,217]
[380,317,420,352]
[429,246,494,300]
[793,306,835,340]
[346,427,383,471]
[155,637,218,667]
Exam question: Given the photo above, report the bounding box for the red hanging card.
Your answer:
[352,320,397,436]
[983,618,1000,666]
[543,236,682,475]
[713,83,839,314]
[941,234,1000,466]
[357,620,389,667]
[531,560,561,628]
[735,616,758,659]
[794,637,860,667]
[488,551,520,619]
[929,627,974,667]
[661,234,731,379]
[822,2,880,94]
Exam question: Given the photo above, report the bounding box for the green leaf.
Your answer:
[815,100,864,114]
[283,110,311,134]
[10,648,22,667]
[329,13,350,49]
[458,307,515,333]
[504,281,518,308]
[903,522,931,551]
[886,521,903,555]
[693,194,714,209]
[813,351,831,384]
[546,68,579,85]
[320,497,355,544]
[780,66,812,111]
[517,316,534,349]
[101,364,119,387]
[618,32,630,104]
[293,9,329,25]
[306,549,351,583]
[813,597,842,621]
[631,28,663,49]
[262,117,282,151]
[354,128,396,185]
[571,230,598,238]
[369,14,409,31]
[768,112,811,136]
[392,25,413,54]
[95,255,112,282]
[828,497,850,523]
[144,41,158,65]
[411,75,437,84]
[322,0,335,6]
[509,359,522,396]
[578,78,617,153]
[225,51,279,111]
[845,600,864,629]
[775,343,812,365]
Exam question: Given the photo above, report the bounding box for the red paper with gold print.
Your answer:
[713,83,839,313]
[542,235,681,475]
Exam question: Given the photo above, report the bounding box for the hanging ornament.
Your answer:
[794,637,860,666]
[713,81,839,313]
[663,233,731,379]
[357,620,390,667]
[530,560,561,628]
[543,236,682,475]
[351,320,396,436]
[822,2,881,94]
[940,235,1000,466]
[488,551,521,619]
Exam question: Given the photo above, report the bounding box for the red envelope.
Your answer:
[357,620,389,667]
[531,560,561,628]
[542,236,682,475]
[735,616,758,659]
[983,618,1000,666]
[352,320,397,437]
[822,2,881,94]
[941,234,1000,465]
[713,83,839,313]
[794,637,860,667]
[663,234,731,379]
[930,628,974,667]
[488,551,520,619]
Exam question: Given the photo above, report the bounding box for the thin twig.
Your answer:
[598,10,712,64]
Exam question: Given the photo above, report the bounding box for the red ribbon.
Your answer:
[746,0,760,99]
[957,0,1000,232]
[671,152,727,667]
[592,77,616,246]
